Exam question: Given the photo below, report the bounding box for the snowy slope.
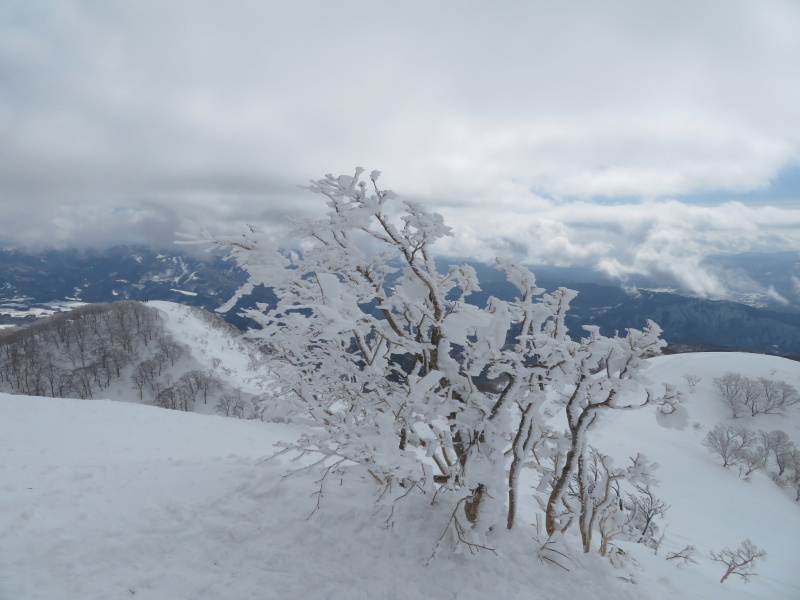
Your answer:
[0,395,643,600]
[65,301,268,413]
[2,345,799,599]
[592,353,800,600]
[147,300,271,400]
[0,300,270,414]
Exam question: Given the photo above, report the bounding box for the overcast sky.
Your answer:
[2,1,800,297]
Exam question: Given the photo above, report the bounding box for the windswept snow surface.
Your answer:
[1,349,799,598]
[1,395,641,600]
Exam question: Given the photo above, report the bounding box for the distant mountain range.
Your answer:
[2,245,800,357]
[0,245,274,331]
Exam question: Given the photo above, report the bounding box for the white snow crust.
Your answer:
[2,311,800,599]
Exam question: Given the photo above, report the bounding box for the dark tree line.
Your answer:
[0,302,222,411]
[1,302,158,398]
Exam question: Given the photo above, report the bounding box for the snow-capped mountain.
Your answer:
[0,244,236,307]
[453,259,800,357]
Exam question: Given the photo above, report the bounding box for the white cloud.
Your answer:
[433,197,800,297]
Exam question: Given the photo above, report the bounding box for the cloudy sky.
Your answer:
[2,0,800,297]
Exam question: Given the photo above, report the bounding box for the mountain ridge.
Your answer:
[2,245,800,356]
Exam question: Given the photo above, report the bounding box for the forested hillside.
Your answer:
[0,301,269,416]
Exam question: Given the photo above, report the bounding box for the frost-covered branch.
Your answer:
[189,168,672,548]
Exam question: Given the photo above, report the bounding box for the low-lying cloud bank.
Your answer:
[438,196,800,299]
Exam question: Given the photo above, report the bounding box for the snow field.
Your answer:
[1,395,644,600]
[591,352,800,599]
[2,314,800,600]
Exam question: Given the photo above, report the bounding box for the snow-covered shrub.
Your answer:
[183,168,678,548]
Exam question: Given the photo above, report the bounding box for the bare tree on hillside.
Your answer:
[105,348,131,379]
[714,372,799,418]
[703,424,755,468]
[183,370,221,404]
[131,359,159,399]
[784,449,800,501]
[682,374,701,392]
[758,379,800,415]
[710,539,766,584]
[713,372,746,418]
[156,334,185,366]
[216,388,245,418]
[70,366,95,399]
[757,430,794,476]
[739,377,762,417]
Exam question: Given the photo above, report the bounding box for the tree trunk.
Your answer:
[464,484,485,524]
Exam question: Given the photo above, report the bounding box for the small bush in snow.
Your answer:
[682,374,701,391]
[666,545,697,568]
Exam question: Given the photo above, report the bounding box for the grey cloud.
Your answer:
[1,0,799,298]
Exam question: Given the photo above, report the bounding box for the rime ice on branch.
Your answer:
[180,168,680,547]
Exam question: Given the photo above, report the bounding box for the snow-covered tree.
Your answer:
[184,168,676,545]
[560,448,661,555]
